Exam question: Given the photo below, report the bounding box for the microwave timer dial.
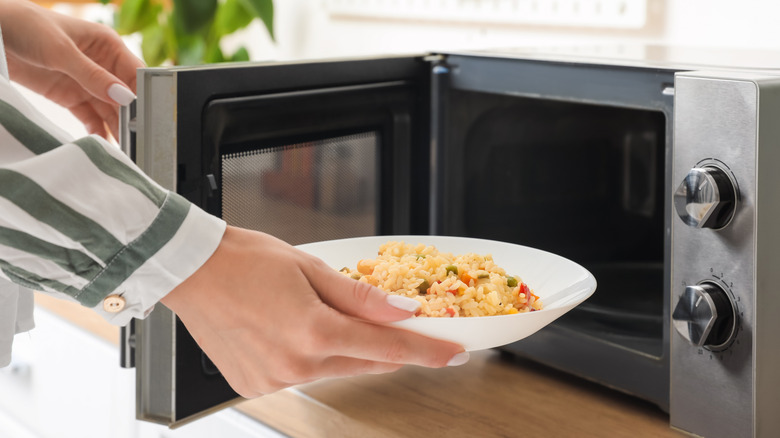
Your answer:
[674,165,738,229]
[672,281,737,351]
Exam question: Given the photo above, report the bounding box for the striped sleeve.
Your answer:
[0,74,225,326]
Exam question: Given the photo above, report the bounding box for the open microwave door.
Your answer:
[124,55,436,426]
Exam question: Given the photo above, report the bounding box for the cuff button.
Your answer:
[103,295,126,313]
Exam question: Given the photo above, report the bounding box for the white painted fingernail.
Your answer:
[386,295,421,313]
[447,352,470,367]
[108,83,135,106]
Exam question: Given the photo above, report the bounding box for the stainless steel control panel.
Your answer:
[671,71,780,438]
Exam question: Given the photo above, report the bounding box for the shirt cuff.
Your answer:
[89,194,226,325]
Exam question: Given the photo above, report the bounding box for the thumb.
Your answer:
[304,257,422,323]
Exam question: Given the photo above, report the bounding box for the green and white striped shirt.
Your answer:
[0,33,226,367]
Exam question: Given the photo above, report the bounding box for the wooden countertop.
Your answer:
[236,350,681,438]
[34,293,682,437]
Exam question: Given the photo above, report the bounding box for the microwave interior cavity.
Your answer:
[444,90,667,357]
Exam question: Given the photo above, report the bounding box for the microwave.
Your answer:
[119,46,780,438]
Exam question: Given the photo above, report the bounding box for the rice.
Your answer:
[339,241,542,317]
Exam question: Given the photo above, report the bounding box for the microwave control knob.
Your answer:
[672,283,736,351]
[674,166,737,229]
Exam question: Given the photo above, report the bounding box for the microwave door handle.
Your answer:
[120,320,135,368]
[119,100,137,161]
[118,99,137,369]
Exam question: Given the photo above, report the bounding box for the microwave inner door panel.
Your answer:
[129,53,675,425]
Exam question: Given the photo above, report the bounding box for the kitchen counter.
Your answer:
[236,351,681,438]
[35,293,682,438]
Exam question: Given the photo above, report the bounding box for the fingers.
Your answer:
[315,314,466,368]
[321,356,405,377]
[59,50,135,106]
[302,255,422,323]
[37,17,139,106]
[218,318,466,398]
[60,15,146,91]
[106,44,146,93]
[4,3,142,132]
[8,56,119,137]
[253,355,406,393]
[299,252,467,367]
[265,357,405,393]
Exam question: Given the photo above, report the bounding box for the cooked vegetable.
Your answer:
[357,259,377,275]
[520,282,537,300]
[460,273,475,287]
[417,279,430,295]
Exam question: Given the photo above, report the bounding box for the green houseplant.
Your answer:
[106,0,274,66]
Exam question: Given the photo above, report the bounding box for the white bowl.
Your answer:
[297,235,596,351]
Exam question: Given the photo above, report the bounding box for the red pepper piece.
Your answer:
[520,283,538,301]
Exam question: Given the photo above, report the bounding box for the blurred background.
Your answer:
[52,0,780,60]
[24,0,780,136]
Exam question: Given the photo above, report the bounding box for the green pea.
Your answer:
[507,276,518,288]
[445,265,458,276]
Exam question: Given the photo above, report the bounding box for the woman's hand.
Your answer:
[0,0,144,138]
[161,227,469,398]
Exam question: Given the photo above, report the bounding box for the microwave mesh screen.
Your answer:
[221,132,378,246]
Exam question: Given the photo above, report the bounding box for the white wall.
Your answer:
[661,0,780,49]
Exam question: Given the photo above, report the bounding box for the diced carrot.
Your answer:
[357,259,377,275]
